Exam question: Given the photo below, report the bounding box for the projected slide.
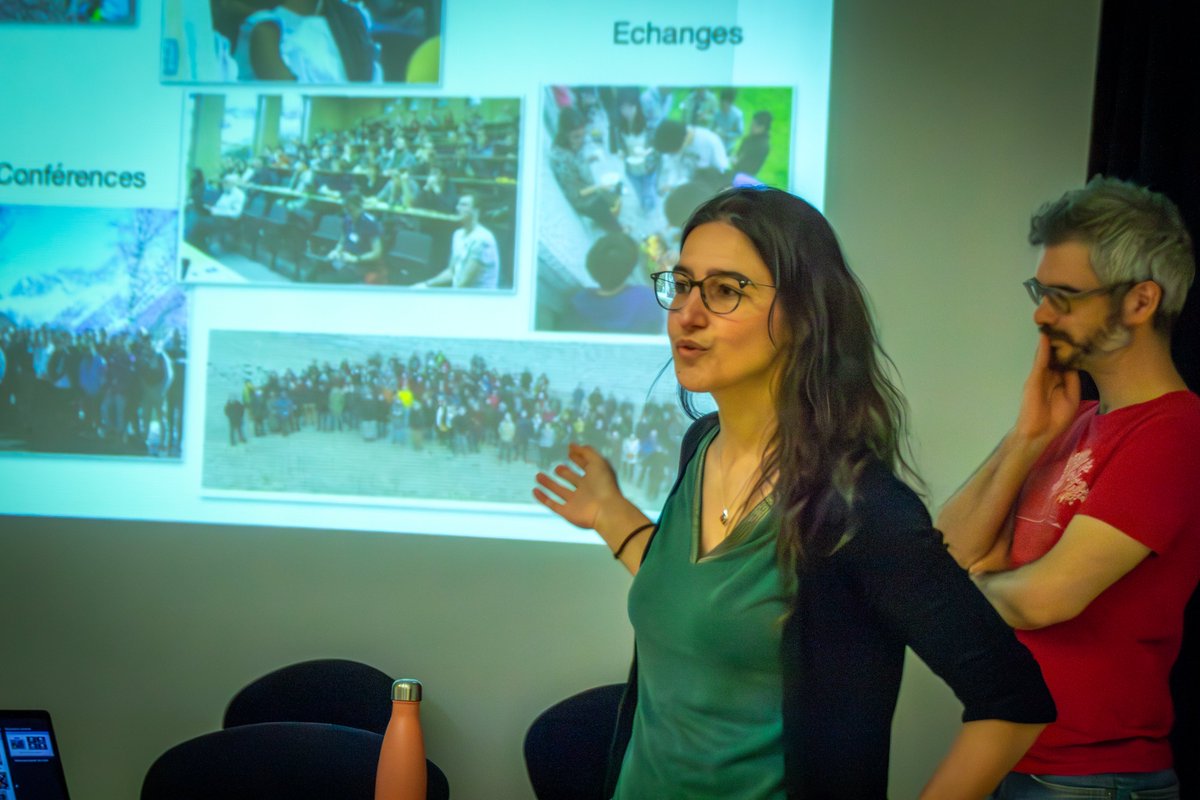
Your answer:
[0,0,833,541]
[535,84,792,333]
[182,92,519,290]
[160,0,442,85]
[0,205,185,458]
[0,0,134,24]
[203,330,684,510]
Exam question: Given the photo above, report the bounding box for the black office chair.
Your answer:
[524,683,625,800]
[302,213,347,280]
[224,658,393,734]
[142,722,382,800]
[259,202,299,275]
[384,229,435,285]
[218,659,450,798]
[142,722,451,800]
[239,192,271,256]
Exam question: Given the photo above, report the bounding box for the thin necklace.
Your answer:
[717,448,760,527]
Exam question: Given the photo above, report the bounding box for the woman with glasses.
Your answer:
[533,186,1055,798]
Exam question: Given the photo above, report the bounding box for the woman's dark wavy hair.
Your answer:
[678,186,919,570]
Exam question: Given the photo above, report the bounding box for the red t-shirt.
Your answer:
[1010,390,1200,773]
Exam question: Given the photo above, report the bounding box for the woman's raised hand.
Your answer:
[533,443,626,531]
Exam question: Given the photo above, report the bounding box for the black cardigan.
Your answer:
[605,414,1055,799]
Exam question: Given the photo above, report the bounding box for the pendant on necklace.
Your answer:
[720,508,730,525]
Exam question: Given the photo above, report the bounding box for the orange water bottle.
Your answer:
[374,678,426,800]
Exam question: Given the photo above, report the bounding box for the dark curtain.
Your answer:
[1087,0,1200,794]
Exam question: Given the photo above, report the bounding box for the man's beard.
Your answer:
[1040,309,1131,370]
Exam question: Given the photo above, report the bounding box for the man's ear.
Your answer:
[1123,279,1162,325]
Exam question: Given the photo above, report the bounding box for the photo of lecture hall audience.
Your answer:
[183,94,518,289]
[0,204,185,459]
[536,84,791,334]
[203,332,682,508]
[0,0,134,24]
[162,0,441,84]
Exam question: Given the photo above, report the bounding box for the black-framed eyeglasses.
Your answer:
[1022,277,1143,314]
[651,271,776,315]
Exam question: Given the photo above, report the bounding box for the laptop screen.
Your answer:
[0,711,70,800]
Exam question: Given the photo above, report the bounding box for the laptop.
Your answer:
[0,711,70,800]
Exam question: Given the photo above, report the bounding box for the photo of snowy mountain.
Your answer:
[0,204,187,458]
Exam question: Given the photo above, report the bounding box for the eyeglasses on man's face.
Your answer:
[651,271,776,315]
[1022,277,1144,314]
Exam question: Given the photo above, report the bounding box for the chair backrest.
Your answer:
[387,230,433,265]
[385,230,436,284]
[266,202,291,225]
[142,722,451,800]
[524,683,625,800]
[141,722,381,800]
[243,192,269,219]
[311,212,345,245]
[223,658,393,734]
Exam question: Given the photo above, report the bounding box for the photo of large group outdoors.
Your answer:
[182,92,520,291]
[535,84,792,334]
[203,330,693,509]
[161,0,442,84]
[0,205,186,459]
[0,0,134,24]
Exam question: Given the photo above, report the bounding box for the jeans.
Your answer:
[990,770,1179,800]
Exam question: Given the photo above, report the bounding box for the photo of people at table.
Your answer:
[181,92,519,290]
[0,0,134,24]
[534,84,792,334]
[161,0,441,84]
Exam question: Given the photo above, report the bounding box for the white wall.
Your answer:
[0,0,1101,797]
[825,1,1100,790]
[1,519,634,799]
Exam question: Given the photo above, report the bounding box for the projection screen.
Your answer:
[0,0,832,543]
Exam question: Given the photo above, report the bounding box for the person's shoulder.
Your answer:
[242,7,285,29]
[1153,390,1200,423]
[466,226,499,255]
[567,287,601,310]
[848,459,931,539]
[1108,390,1200,441]
[814,461,940,572]
[681,410,715,453]
[243,9,286,49]
[625,285,663,323]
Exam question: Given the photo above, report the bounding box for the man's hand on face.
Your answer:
[1015,334,1081,447]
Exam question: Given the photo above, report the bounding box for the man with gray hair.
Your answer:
[938,177,1199,797]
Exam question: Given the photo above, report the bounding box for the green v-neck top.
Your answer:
[614,426,792,799]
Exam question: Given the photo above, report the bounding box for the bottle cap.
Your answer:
[391,678,422,702]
